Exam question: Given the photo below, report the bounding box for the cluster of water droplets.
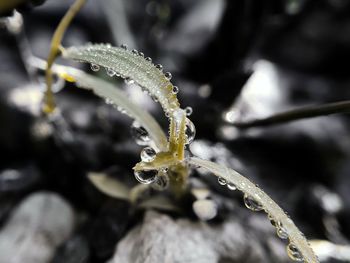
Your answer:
[133,146,169,190]
[216,176,305,262]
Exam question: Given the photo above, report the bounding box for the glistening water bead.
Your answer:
[155,64,163,71]
[106,68,116,77]
[134,169,158,184]
[218,177,227,185]
[90,63,100,72]
[227,182,237,191]
[287,243,304,262]
[243,194,263,211]
[172,86,179,94]
[185,106,193,116]
[164,72,172,80]
[276,224,289,239]
[140,147,156,162]
[185,118,196,144]
[131,121,151,145]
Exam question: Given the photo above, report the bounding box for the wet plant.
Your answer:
[38,0,320,262]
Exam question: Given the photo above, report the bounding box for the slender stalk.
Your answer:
[44,0,86,114]
[231,101,350,129]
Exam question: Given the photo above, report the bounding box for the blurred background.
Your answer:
[0,0,350,262]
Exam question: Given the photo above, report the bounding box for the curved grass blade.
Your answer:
[62,44,181,116]
[188,157,319,263]
[29,57,168,151]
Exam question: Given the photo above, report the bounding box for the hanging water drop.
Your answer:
[185,106,193,116]
[218,177,227,186]
[132,49,138,55]
[287,243,304,261]
[106,68,115,77]
[105,98,113,105]
[138,51,144,57]
[276,223,289,239]
[134,169,158,184]
[120,44,128,50]
[90,63,100,72]
[185,118,196,144]
[172,86,179,94]
[125,77,135,85]
[243,194,263,211]
[155,64,163,71]
[131,121,151,145]
[164,72,172,80]
[145,57,152,62]
[227,182,237,191]
[140,146,156,162]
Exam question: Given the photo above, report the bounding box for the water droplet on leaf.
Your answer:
[125,77,135,85]
[218,177,227,186]
[227,182,237,191]
[164,72,172,80]
[134,169,157,184]
[172,86,179,94]
[140,147,156,162]
[106,68,115,77]
[185,106,193,116]
[185,118,196,144]
[90,63,100,72]
[276,224,289,239]
[155,64,163,71]
[243,194,263,211]
[287,243,304,261]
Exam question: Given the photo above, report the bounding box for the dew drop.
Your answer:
[134,169,157,184]
[185,106,193,116]
[140,146,156,162]
[276,224,289,239]
[172,86,179,94]
[243,194,263,211]
[106,68,115,77]
[156,64,163,71]
[218,177,227,186]
[117,106,127,114]
[132,49,138,55]
[120,44,128,50]
[185,118,196,144]
[164,72,172,80]
[90,63,100,72]
[125,77,135,85]
[287,243,304,261]
[138,51,144,57]
[145,57,152,62]
[227,182,237,191]
[131,121,151,145]
[105,98,113,105]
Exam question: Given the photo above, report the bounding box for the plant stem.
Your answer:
[231,101,350,129]
[44,0,86,114]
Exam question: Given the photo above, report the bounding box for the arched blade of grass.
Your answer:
[188,157,319,263]
[30,57,168,151]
